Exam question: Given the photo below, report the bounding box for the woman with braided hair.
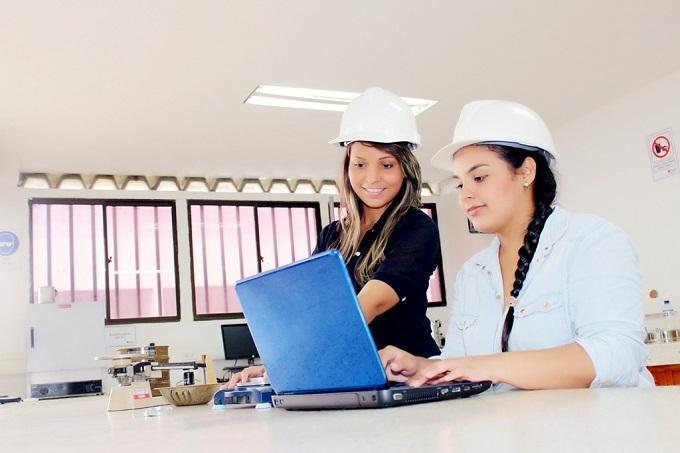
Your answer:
[380,100,653,390]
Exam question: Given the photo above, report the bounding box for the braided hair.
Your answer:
[490,145,557,351]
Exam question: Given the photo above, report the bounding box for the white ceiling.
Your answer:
[2,0,680,183]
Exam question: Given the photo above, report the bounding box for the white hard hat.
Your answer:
[431,100,558,171]
[329,87,420,148]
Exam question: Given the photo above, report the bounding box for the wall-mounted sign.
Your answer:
[0,231,20,256]
[646,128,679,181]
[105,326,136,347]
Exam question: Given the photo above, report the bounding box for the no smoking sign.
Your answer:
[651,135,671,159]
[646,128,678,181]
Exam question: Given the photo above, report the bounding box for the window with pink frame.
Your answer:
[188,201,321,318]
[30,200,180,323]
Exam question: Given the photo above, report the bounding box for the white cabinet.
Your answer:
[27,302,105,372]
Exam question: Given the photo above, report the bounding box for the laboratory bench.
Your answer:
[1,386,679,452]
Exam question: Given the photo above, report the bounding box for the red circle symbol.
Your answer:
[652,136,671,159]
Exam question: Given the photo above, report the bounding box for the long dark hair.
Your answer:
[335,141,422,285]
[490,145,557,351]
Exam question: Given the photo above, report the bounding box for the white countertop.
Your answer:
[2,386,679,452]
[647,341,680,366]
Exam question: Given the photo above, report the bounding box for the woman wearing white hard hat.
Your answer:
[320,87,441,357]
[226,88,442,388]
[380,100,653,390]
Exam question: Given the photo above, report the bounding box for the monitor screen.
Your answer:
[221,323,259,362]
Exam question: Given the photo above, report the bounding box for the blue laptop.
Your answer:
[234,250,490,409]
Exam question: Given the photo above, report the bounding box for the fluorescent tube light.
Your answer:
[245,85,436,116]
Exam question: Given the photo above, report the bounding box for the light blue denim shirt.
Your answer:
[442,206,654,388]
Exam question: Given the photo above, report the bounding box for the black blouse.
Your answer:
[314,207,441,357]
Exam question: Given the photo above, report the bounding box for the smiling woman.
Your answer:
[339,141,424,288]
[315,88,441,357]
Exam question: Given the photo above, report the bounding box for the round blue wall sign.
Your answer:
[0,231,20,256]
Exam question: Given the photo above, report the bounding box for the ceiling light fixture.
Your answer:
[244,85,436,116]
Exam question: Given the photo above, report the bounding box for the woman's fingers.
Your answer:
[420,358,493,385]
[384,366,410,382]
[223,373,243,389]
[408,360,465,386]
[242,366,262,380]
[380,346,420,382]
[223,365,266,389]
[225,371,247,389]
[378,346,404,368]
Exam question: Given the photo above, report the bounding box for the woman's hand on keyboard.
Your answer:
[223,365,267,390]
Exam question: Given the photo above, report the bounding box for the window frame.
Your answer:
[103,199,181,325]
[28,198,182,325]
[421,203,447,307]
[28,198,104,308]
[187,199,323,321]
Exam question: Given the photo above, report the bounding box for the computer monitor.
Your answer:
[221,323,259,365]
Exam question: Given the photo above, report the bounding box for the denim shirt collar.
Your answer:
[473,205,570,269]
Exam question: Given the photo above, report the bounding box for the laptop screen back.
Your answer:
[235,250,388,394]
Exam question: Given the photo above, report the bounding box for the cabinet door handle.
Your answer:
[30,327,35,349]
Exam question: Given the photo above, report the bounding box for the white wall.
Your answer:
[0,153,27,373]
[554,68,680,306]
